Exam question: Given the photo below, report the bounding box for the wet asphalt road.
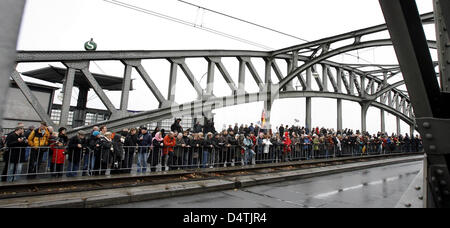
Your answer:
[109,161,422,208]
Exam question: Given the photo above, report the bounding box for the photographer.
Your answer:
[66,130,87,177]
[1,127,28,182]
[27,122,50,179]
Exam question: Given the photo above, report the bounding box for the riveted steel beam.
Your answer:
[10,71,55,127]
[380,0,450,208]
[0,0,25,129]
[60,68,76,127]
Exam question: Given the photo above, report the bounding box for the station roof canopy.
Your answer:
[21,66,132,91]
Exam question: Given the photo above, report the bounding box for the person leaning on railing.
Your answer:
[163,132,176,171]
[174,133,185,169]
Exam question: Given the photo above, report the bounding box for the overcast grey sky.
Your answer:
[16,0,436,134]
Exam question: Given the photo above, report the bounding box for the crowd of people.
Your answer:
[0,120,423,182]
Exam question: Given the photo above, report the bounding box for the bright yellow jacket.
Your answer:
[28,128,50,148]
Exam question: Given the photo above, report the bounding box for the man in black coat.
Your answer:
[2,127,27,182]
[123,128,138,173]
[66,131,87,177]
[171,119,183,134]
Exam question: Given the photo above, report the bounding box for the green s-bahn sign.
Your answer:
[84,38,97,51]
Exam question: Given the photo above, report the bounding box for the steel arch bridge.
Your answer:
[10,12,436,135]
[2,0,450,208]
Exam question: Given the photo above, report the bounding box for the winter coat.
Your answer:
[175,137,185,157]
[28,128,50,148]
[152,138,164,156]
[67,136,86,164]
[4,132,28,163]
[138,133,152,153]
[163,135,176,155]
[96,136,113,164]
[51,143,66,164]
[124,133,138,155]
[262,138,272,154]
[202,137,215,153]
[112,135,124,162]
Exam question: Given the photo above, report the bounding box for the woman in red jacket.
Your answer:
[163,132,176,171]
[282,132,292,162]
[50,130,68,177]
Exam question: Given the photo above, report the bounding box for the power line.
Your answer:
[176,0,377,65]
[102,0,274,50]
[177,0,310,43]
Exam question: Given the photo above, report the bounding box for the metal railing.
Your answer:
[0,142,423,183]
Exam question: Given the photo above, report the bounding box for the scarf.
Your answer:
[153,132,163,142]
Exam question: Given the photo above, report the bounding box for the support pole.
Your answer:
[381,109,386,133]
[434,0,450,92]
[72,87,89,128]
[306,97,312,131]
[206,59,215,96]
[396,116,401,136]
[306,68,312,91]
[0,0,26,129]
[120,64,133,112]
[60,68,76,127]
[337,99,343,132]
[361,103,370,133]
[238,59,246,95]
[168,62,178,102]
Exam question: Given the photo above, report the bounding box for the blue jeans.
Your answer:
[202,151,210,168]
[7,163,23,182]
[67,162,80,177]
[244,149,255,165]
[137,152,148,173]
[42,150,51,169]
[83,153,95,175]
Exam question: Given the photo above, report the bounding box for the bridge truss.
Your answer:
[10,12,437,136]
[1,0,449,208]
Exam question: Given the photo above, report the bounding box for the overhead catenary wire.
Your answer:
[177,0,378,65]
[103,0,274,50]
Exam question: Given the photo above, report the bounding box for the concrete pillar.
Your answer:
[0,1,26,129]
[381,109,386,133]
[306,97,312,130]
[72,86,89,128]
[337,99,343,131]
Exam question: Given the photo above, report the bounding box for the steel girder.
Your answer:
[0,0,26,129]
[379,0,450,208]
[271,12,434,56]
[65,89,415,135]
[12,10,438,135]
